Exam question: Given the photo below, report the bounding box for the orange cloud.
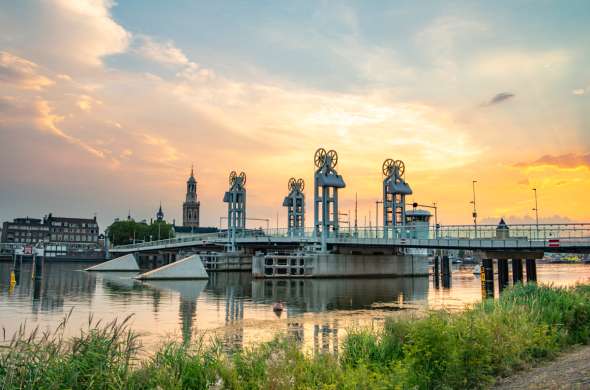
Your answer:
[514,153,590,170]
[0,51,54,90]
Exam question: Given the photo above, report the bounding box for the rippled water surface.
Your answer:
[1,261,590,352]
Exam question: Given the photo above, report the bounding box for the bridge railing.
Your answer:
[110,223,590,251]
[253,224,590,241]
[111,232,223,250]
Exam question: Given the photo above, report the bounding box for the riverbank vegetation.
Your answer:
[2,283,590,389]
[106,219,174,246]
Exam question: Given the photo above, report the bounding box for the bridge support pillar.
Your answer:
[497,259,509,293]
[512,259,524,284]
[525,258,537,283]
[481,258,494,299]
[441,255,451,288]
[433,255,440,288]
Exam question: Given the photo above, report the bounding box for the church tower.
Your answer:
[183,166,200,227]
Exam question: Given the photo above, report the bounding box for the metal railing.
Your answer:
[110,223,590,251]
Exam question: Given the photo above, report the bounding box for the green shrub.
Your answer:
[2,283,590,389]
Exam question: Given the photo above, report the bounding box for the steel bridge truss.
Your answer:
[223,171,247,251]
[313,148,346,251]
[382,158,412,239]
[283,177,305,237]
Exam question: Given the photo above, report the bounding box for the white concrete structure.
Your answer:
[85,254,139,272]
[253,253,428,278]
[136,254,208,280]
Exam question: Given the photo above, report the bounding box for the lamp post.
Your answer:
[470,180,478,238]
[532,188,539,238]
[375,200,383,236]
[433,202,438,238]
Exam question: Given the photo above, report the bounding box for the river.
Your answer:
[1,262,589,353]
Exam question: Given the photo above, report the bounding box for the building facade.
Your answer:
[1,217,50,244]
[1,214,99,249]
[183,167,200,227]
[44,214,100,250]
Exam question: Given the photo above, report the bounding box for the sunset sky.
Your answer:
[0,1,589,230]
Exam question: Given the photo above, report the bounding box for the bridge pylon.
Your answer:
[223,171,247,252]
[283,178,305,237]
[313,148,346,251]
[382,159,412,239]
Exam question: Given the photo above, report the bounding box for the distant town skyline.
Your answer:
[1,1,589,231]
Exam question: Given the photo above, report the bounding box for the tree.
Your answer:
[106,220,173,246]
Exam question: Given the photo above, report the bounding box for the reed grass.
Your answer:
[2,283,590,389]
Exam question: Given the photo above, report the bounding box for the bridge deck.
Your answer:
[110,223,590,254]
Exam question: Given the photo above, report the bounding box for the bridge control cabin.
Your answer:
[405,210,432,240]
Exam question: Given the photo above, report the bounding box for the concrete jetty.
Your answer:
[85,254,139,272]
[135,254,208,280]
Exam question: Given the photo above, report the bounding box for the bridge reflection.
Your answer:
[0,262,485,353]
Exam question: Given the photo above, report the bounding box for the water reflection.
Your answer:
[1,262,590,352]
[142,280,207,344]
[250,277,429,313]
[313,321,339,355]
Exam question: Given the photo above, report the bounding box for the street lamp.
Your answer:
[375,200,383,232]
[433,202,438,238]
[470,180,478,238]
[532,188,539,238]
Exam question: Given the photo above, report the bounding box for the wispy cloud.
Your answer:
[514,153,590,169]
[483,92,515,106]
[0,52,54,90]
[133,35,189,66]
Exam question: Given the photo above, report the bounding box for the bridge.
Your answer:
[6,147,589,284]
[110,223,590,254]
[108,146,590,278]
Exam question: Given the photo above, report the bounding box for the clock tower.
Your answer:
[182,166,200,227]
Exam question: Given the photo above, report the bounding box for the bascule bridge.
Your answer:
[103,147,590,285]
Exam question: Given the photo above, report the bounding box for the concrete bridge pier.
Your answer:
[498,259,509,292]
[441,255,451,288]
[526,258,537,283]
[481,258,494,299]
[433,255,440,288]
[512,258,524,284]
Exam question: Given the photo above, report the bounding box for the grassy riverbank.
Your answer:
[2,283,590,389]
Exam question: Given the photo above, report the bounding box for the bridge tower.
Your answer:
[382,159,412,239]
[283,178,305,237]
[223,171,246,252]
[314,148,346,251]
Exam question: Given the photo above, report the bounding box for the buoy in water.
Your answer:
[272,301,284,312]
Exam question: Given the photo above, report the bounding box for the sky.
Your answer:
[0,0,589,231]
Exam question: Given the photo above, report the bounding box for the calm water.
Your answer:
[1,261,590,353]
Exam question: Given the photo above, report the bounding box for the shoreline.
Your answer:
[495,344,590,389]
[2,283,590,389]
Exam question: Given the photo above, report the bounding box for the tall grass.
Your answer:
[2,283,590,389]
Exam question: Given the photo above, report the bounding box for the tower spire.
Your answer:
[191,164,194,178]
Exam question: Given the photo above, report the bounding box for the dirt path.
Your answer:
[495,345,590,389]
